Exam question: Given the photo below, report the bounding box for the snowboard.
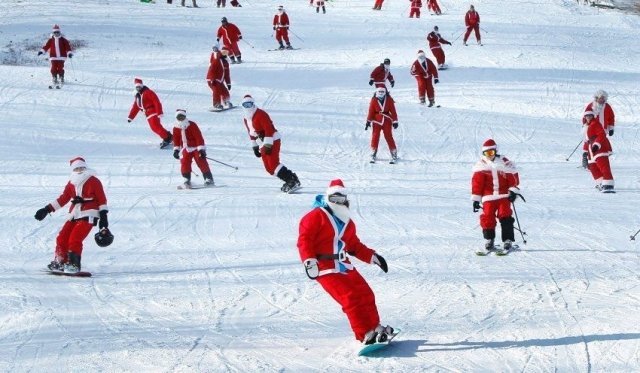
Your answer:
[177,184,225,190]
[268,47,301,51]
[282,185,302,194]
[46,270,92,277]
[358,329,400,356]
[476,244,519,256]
[208,106,238,113]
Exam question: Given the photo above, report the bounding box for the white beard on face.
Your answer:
[592,101,603,115]
[177,119,189,129]
[384,65,390,72]
[328,201,351,223]
[69,169,95,186]
[243,107,257,118]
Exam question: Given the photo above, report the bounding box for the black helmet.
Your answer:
[95,228,114,247]
[221,17,228,23]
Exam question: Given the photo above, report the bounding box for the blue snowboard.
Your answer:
[358,329,400,356]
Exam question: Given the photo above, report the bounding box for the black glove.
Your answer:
[434,78,439,84]
[227,84,231,91]
[252,146,261,158]
[473,201,481,213]
[447,41,452,45]
[68,53,73,58]
[390,81,395,88]
[37,51,43,56]
[71,196,86,204]
[392,122,398,129]
[273,26,276,30]
[173,150,180,159]
[368,79,374,86]
[238,35,243,40]
[582,152,588,168]
[508,190,518,203]
[127,119,132,123]
[609,129,614,136]
[365,121,371,131]
[264,144,273,155]
[591,144,600,153]
[99,210,109,229]
[372,253,388,273]
[199,149,207,159]
[34,205,51,221]
[216,38,220,43]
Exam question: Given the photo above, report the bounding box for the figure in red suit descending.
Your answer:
[127,78,173,149]
[582,111,615,192]
[217,17,243,63]
[310,0,326,13]
[241,94,301,192]
[206,47,232,111]
[297,179,394,345]
[409,0,422,18]
[273,6,293,50]
[427,0,442,14]
[410,50,439,106]
[369,58,395,89]
[463,5,482,46]
[34,157,110,273]
[38,24,73,87]
[427,26,452,68]
[366,87,399,163]
[172,109,214,188]
[471,139,522,252]
[581,90,615,169]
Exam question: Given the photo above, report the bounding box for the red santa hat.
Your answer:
[482,139,497,152]
[326,179,346,196]
[583,110,595,117]
[69,156,87,170]
[175,109,187,119]
[52,24,61,32]
[134,78,143,87]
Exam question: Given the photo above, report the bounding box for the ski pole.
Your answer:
[69,57,77,82]
[565,139,583,161]
[480,26,489,34]
[512,202,527,245]
[289,29,304,43]
[206,156,239,170]
[241,39,255,49]
[451,29,465,44]
[630,227,640,241]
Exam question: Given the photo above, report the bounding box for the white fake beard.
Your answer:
[592,101,603,115]
[243,106,257,118]
[177,119,189,129]
[69,169,94,186]
[328,201,351,223]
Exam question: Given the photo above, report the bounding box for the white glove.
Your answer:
[303,258,319,279]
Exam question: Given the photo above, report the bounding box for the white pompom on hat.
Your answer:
[52,24,61,32]
[134,78,143,87]
[175,109,187,119]
[482,139,497,152]
[326,179,346,196]
[69,156,87,170]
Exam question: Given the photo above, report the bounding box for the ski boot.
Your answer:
[64,252,81,273]
[286,43,293,50]
[376,325,395,343]
[211,103,224,111]
[428,100,435,107]
[236,55,242,64]
[47,260,64,272]
[370,150,377,164]
[203,171,214,186]
[484,238,495,251]
[160,133,173,149]
[419,97,426,105]
[502,239,513,251]
[278,42,285,50]
[230,56,237,64]
[223,100,233,109]
[390,149,398,164]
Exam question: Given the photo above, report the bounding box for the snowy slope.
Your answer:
[1,0,640,371]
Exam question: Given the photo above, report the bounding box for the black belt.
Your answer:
[317,254,340,260]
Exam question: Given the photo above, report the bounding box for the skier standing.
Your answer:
[273,6,293,50]
[297,179,394,345]
[581,90,615,169]
[366,87,399,163]
[34,157,109,273]
[241,94,301,192]
[206,46,232,111]
[583,111,615,192]
[38,24,73,88]
[217,17,243,64]
[310,0,326,14]
[427,0,442,15]
[172,109,214,188]
[471,139,521,252]
[368,58,395,89]
[409,0,422,18]
[410,50,439,106]
[463,5,482,46]
[127,78,173,149]
[427,26,452,69]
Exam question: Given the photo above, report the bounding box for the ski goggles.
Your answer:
[482,149,496,157]
[328,193,348,205]
[242,101,255,108]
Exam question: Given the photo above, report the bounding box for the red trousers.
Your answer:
[180,150,211,175]
[50,60,65,76]
[209,81,230,106]
[480,199,512,230]
[275,29,290,44]
[464,25,481,43]
[415,76,435,101]
[317,269,380,341]
[409,8,420,17]
[225,41,241,57]
[55,219,94,262]
[371,122,396,152]
[147,115,171,140]
[260,139,282,175]
[588,156,614,186]
[427,0,441,13]
[373,0,384,8]
[431,47,446,65]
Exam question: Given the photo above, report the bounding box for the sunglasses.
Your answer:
[242,101,255,108]
[328,194,348,205]
[483,149,496,157]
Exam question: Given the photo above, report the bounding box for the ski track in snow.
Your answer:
[1,0,640,371]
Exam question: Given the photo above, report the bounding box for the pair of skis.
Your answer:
[475,244,520,256]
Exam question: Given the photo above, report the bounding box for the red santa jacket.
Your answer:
[427,31,451,50]
[273,13,290,29]
[465,10,480,26]
[410,58,438,80]
[471,155,519,203]
[206,52,230,85]
[128,87,163,120]
[172,120,206,152]
[583,117,612,160]
[370,64,395,86]
[583,102,615,132]
[243,108,281,147]
[410,0,422,9]
[217,23,242,44]
[297,202,375,277]
[367,94,398,126]
[48,171,108,221]
[40,36,72,61]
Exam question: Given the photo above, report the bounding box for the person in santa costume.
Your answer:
[34,157,109,273]
[369,58,395,89]
[427,26,451,69]
[410,50,439,106]
[471,139,521,252]
[172,109,214,188]
[206,46,233,111]
[582,110,614,192]
[241,94,301,192]
[463,4,482,46]
[216,17,243,64]
[366,87,399,163]
[38,24,73,87]
[297,179,394,344]
[581,90,615,169]
[127,78,173,149]
[273,6,293,50]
